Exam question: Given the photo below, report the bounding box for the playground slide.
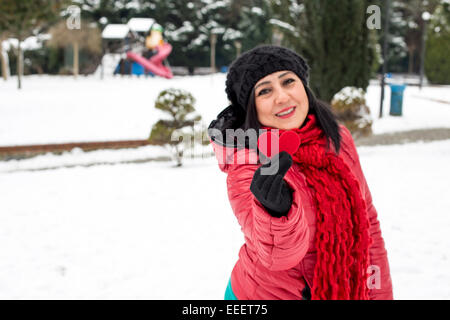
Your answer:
[126,43,173,79]
[149,42,172,65]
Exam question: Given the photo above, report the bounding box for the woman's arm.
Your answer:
[363,178,394,300]
[340,126,394,299]
[226,163,310,271]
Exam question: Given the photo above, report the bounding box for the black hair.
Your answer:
[243,87,260,131]
[242,83,342,153]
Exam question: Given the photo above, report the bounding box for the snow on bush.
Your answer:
[331,86,373,138]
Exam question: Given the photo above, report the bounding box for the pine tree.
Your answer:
[269,0,379,102]
[297,0,379,102]
[237,0,273,53]
[382,0,441,74]
[159,0,207,71]
[79,0,142,25]
[148,88,202,167]
[425,1,450,84]
[160,0,272,71]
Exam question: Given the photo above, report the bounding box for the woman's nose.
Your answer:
[274,88,289,105]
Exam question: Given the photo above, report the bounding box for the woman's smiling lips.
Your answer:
[275,106,296,119]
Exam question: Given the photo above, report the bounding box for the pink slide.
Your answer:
[126,43,173,79]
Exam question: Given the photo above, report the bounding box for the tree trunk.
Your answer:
[210,33,216,74]
[73,40,79,78]
[174,144,183,167]
[17,38,22,89]
[0,39,7,80]
[408,48,414,74]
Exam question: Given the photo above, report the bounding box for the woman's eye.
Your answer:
[257,88,270,96]
[283,78,295,85]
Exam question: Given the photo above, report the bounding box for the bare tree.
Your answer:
[0,30,9,81]
[399,0,441,73]
[0,0,67,89]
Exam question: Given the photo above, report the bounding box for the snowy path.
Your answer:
[355,127,450,146]
[1,139,450,299]
[1,75,449,146]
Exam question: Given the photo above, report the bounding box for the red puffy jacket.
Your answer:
[210,108,393,300]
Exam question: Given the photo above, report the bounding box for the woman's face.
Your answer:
[254,70,309,130]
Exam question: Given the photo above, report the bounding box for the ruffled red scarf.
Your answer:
[260,114,372,300]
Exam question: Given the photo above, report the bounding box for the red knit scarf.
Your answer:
[261,114,372,300]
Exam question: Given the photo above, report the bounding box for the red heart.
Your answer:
[279,131,301,155]
[258,130,301,158]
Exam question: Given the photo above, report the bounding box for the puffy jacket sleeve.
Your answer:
[340,126,394,300]
[226,163,310,271]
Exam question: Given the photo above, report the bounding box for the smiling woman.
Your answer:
[253,70,309,130]
[208,45,393,300]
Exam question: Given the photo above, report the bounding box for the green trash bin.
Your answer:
[389,84,406,116]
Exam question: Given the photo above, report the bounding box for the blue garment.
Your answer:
[224,277,238,300]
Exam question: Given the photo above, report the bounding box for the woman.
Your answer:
[208,45,393,300]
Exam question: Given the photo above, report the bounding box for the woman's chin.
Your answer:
[275,118,305,130]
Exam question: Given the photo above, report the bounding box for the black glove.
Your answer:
[250,151,293,218]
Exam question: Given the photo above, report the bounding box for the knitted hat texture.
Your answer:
[225,45,309,110]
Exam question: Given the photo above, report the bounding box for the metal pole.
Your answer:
[379,0,391,118]
[210,33,217,74]
[419,13,429,90]
[100,42,105,80]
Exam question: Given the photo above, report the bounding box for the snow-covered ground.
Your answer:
[366,83,450,134]
[0,139,449,299]
[1,74,449,146]
[1,74,450,299]
[0,74,227,146]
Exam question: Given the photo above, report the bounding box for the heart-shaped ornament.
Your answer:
[279,130,301,155]
[258,130,301,158]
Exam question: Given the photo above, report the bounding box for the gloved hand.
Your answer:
[250,151,293,218]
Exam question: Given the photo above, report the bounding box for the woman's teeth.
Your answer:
[276,107,295,117]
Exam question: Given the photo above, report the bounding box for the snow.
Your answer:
[0,145,170,174]
[2,34,52,51]
[332,86,366,104]
[127,18,155,33]
[357,140,450,299]
[125,0,141,10]
[166,21,194,41]
[101,24,130,39]
[0,74,227,146]
[93,53,122,77]
[0,155,236,299]
[1,75,449,146]
[0,139,449,299]
[251,7,264,16]
[269,19,297,33]
[222,29,243,41]
[201,0,228,14]
[365,83,450,134]
[1,74,450,299]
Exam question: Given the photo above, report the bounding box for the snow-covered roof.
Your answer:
[127,18,155,33]
[102,24,130,39]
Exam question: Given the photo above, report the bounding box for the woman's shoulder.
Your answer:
[339,124,354,143]
[337,124,360,166]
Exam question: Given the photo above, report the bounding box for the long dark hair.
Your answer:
[243,84,342,153]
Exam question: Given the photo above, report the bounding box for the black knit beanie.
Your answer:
[225,45,310,111]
